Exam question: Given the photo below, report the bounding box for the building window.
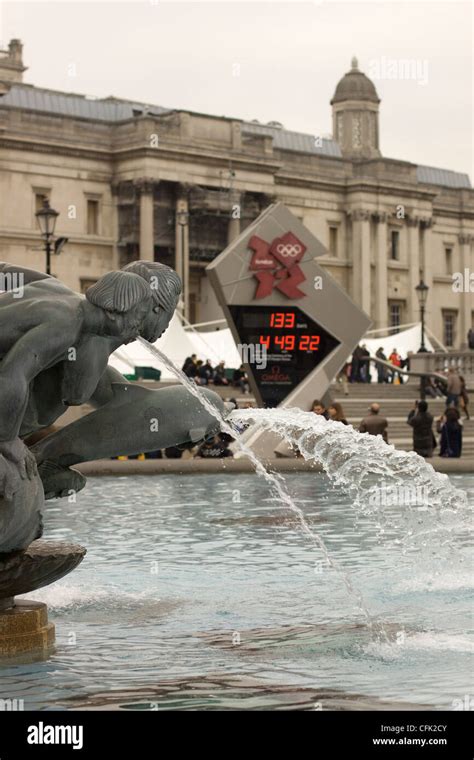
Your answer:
[87,199,100,235]
[389,302,402,329]
[369,113,376,148]
[390,230,400,261]
[352,114,362,148]
[328,225,338,256]
[35,192,49,213]
[443,311,457,348]
[445,247,453,275]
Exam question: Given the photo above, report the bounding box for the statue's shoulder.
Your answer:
[22,281,85,330]
[27,278,77,297]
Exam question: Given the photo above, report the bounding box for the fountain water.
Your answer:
[138,338,471,638]
[230,407,471,572]
[138,338,382,635]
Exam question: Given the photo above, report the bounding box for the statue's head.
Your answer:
[85,271,152,343]
[122,261,182,342]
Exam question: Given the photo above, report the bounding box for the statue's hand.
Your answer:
[0,438,37,501]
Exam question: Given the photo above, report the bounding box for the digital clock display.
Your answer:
[228,304,340,407]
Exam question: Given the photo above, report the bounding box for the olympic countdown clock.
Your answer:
[207,203,372,411]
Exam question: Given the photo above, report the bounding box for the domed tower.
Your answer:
[331,57,381,159]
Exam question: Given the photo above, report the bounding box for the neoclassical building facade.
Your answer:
[0,41,473,347]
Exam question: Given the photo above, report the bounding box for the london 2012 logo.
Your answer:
[248,231,307,299]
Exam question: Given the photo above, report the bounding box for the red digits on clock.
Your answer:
[298,335,320,351]
[299,335,309,351]
[270,312,295,329]
[274,335,296,351]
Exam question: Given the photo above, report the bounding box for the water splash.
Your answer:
[230,407,471,565]
[231,408,468,508]
[137,337,380,634]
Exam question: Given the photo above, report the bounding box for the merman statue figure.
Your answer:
[0,260,226,615]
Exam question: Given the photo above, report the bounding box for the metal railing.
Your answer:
[367,356,447,385]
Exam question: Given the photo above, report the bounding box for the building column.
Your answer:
[420,218,434,337]
[374,212,388,329]
[110,181,122,270]
[459,233,473,346]
[227,191,241,244]
[350,209,371,315]
[407,216,421,324]
[137,178,154,260]
[175,194,189,319]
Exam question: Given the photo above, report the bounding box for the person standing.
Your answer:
[446,368,462,408]
[336,363,349,396]
[360,344,371,383]
[389,348,403,384]
[459,375,470,420]
[350,345,363,383]
[375,347,388,383]
[468,328,474,350]
[407,400,434,458]
[359,403,389,442]
[437,407,463,458]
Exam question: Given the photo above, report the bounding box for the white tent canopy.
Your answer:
[360,324,433,381]
[109,314,241,380]
[109,318,431,382]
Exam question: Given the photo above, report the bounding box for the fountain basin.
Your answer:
[4,472,472,711]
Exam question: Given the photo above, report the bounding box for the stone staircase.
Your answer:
[330,382,474,457]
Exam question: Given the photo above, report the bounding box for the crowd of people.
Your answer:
[116,346,471,461]
[312,365,470,459]
[340,344,410,386]
[182,354,250,393]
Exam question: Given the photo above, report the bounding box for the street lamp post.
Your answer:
[176,207,189,318]
[415,278,430,399]
[35,199,59,275]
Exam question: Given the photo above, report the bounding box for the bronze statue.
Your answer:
[0,261,225,605]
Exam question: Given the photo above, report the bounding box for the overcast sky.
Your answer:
[1,0,472,177]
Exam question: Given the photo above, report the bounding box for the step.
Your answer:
[332,388,472,400]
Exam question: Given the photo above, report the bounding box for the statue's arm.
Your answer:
[89,365,128,408]
[0,324,74,441]
[0,262,52,284]
[60,339,117,406]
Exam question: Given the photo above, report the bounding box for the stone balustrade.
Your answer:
[409,352,474,386]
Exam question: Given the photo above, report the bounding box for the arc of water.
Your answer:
[137,337,383,637]
[230,408,471,574]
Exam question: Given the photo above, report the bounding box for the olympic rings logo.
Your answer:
[275,243,302,258]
